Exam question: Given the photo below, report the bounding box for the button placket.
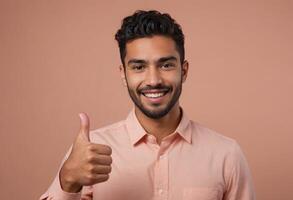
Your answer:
[154,141,169,200]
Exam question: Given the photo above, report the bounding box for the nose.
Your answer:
[145,66,163,86]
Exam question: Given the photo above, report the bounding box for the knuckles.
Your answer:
[85,173,96,182]
[87,165,96,173]
[86,154,96,163]
[86,144,97,152]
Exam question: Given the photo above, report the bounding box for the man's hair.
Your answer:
[115,10,185,66]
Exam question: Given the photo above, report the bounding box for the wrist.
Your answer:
[60,165,82,193]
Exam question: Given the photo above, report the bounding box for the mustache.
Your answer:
[139,84,171,93]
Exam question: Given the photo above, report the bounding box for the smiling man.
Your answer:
[122,35,187,145]
[40,10,255,200]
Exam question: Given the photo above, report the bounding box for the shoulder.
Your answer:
[190,120,249,172]
[191,120,237,145]
[190,120,242,155]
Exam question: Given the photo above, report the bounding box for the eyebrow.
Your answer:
[157,56,177,63]
[127,56,177,65]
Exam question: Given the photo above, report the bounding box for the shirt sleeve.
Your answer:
[223,142,256,200]
[39,147,93,200]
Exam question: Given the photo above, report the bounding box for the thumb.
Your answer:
[78,112,90,142]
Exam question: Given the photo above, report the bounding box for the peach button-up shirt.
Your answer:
[40,108,255,200]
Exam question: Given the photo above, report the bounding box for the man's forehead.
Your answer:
[127,56,178,66]
[125,35,179,63]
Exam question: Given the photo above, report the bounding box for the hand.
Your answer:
[60,113,112,193]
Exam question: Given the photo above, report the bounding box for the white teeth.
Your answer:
[144,92,165,98]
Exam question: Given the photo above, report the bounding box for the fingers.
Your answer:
[87,143,112,155]
[83,166,111,185]
[89,165,112,174]
[87,154,112,165]
[91,174,110,184]
[97,155,112,165]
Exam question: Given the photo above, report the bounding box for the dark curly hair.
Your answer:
[115,10,185,66]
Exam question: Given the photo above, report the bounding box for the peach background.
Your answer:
[0,0,292,199]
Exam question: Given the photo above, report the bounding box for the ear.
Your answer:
[181,60,189,83]
[119,65,127,87]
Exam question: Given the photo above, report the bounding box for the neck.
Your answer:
[134,103,182,145]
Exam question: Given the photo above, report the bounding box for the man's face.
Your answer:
[120,35,188,119]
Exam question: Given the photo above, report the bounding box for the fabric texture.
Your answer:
[40,108,255,200]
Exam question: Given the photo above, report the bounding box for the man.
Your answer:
[40,10,255,200]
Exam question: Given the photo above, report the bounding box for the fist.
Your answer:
[60,113,112,193]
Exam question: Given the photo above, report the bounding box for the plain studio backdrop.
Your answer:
[0,0,292,199]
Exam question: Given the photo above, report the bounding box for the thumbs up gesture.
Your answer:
[60,113,112,193]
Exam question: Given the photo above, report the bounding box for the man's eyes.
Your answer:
[130,63,175,71]
[161,63,175,69]
[131,65,145,71]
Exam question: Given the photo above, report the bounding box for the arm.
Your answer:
[39,145,93,200]
[223,142,256,200]
[39,172,93,200]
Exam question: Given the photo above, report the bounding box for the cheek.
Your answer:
[126,74,143,90]
[165,73,182,86]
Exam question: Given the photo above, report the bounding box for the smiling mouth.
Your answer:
[141,89,170,99]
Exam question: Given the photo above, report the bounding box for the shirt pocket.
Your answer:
[182,187,221,200]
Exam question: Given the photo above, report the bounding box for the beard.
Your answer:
[125,77,182,119]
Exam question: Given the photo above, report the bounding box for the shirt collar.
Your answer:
[125,107,192,146]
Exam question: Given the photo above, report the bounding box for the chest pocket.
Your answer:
[183,187,222,200]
